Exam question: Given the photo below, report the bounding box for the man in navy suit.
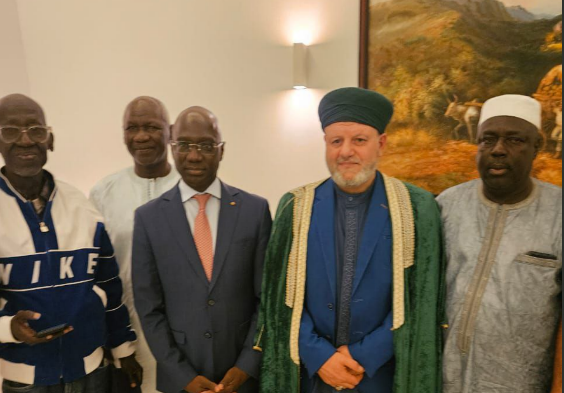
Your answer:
[132,106,272,393]
[300,175,394,393]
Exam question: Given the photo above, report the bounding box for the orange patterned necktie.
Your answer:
[193,194,214,282]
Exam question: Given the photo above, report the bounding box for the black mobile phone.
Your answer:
[36,324,70,339]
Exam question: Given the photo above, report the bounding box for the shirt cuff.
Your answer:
[0,316,20,344]
[235,348,262,380]
[112,341,136,368]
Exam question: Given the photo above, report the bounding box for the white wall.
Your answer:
[0,0,29,98]
[11,0,359,206]
[0,0,30,170]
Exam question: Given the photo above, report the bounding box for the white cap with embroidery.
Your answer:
[479,95,542,129]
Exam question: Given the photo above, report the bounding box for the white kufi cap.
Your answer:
[479,95,542,129]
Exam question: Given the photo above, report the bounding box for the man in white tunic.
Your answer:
[439,95,562,393]
[90,97,180,393]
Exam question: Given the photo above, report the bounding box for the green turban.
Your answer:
[318,87,394,133]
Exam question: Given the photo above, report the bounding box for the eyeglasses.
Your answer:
[0,125,52,144]
[170,141,225,155]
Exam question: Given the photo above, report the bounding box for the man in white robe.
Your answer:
[439,95,562,393]
[91,97,180,393]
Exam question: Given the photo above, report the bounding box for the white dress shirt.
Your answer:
[179,177,222,254]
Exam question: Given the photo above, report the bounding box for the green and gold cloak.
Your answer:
[254,175,447,393]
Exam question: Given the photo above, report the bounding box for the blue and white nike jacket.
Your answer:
[0,171,136,386]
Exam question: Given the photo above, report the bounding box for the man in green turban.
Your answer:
[255,88,446,393]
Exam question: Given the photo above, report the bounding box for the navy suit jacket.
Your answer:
[300,177,395,393]
[132,181,272,393]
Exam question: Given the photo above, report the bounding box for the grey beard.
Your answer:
[331,164,377,190]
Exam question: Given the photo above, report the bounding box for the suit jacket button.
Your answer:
[208,300,216,307]
[328,304,334,311]
[205,332,213,339]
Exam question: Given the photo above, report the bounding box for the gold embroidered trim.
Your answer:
[253,324,265,352]
[286,180,324,365]
[284,176,415,362]
[457,206,508,354]
[382,175,416,331]
[478,179,539,211]
[396,182,415,269]
[285,189,303,309]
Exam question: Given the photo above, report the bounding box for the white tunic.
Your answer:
[438,179,562,393]
[90,167,180,393]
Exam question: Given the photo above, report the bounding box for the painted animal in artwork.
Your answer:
[534,65,563,151]
[445,96,481,143]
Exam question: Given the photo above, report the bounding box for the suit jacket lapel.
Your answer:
[161,185,210,285]
[352,173,390,295]
[209,182,241,292]
[313,180,337,299]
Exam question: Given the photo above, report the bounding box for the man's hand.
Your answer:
[337,346,364,376]
[318,352,365,390]
[120,354,144,389]
[185,376,218,393]
[10,311,73,345]
[216,367,249,393]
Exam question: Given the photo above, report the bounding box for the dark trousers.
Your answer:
[310,378,359,393]
[110,365,141,393]
[2,365,109,393]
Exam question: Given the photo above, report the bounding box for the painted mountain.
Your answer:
[367,0,562,125]
[366,0,562,192]
[507,6,538,21]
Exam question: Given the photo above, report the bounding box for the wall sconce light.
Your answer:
[293,43,308,90]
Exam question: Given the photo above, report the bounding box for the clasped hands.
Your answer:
[185,367,249,393]
[318,346,365,391]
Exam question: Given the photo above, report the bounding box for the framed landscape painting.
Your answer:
[360,0,562,194]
